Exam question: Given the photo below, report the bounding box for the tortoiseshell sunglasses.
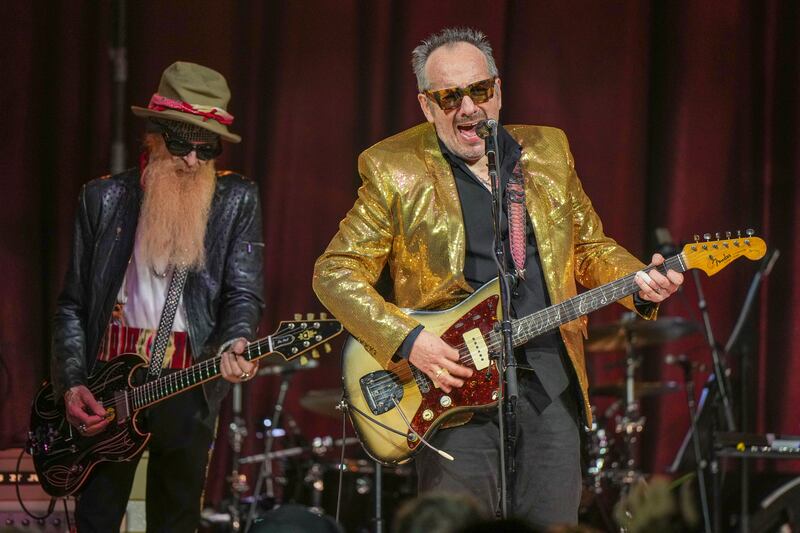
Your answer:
[423,77,497,111]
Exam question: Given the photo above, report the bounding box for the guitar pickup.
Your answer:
[463,328,490,370]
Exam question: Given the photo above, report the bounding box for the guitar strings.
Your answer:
[131,327,329,408]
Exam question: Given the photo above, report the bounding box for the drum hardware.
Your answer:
[590,381,682,400]
[226,383,248,532]
[298,388,347,419]
[583,314,702,530]
[585,316,700,353]
[244,359,297,531]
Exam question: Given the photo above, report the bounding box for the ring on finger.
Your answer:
[239,371,251,380]
[78,423,87,432]
[434,367,444,378]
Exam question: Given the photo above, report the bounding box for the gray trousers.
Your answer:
[414,387,582,529]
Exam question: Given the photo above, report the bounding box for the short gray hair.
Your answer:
[411,27,499,91]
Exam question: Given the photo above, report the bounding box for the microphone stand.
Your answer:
[481,121,518,518]
[692,266,736,432]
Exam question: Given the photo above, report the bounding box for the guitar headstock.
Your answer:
[681,230,766,276]
[269,313,343,361]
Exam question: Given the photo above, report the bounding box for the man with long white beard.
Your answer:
[50,62,264,532]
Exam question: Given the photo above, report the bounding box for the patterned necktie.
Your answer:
[507,161,527,279]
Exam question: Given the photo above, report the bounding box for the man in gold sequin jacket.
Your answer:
[313,28,683,526]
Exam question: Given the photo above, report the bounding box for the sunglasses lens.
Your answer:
[428,78,495,111]
[468,81,494,104]
[439,93,462,110]
[194,143,222,161]
[162,131,221,160]
[165,137,194,156]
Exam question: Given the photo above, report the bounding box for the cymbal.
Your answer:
[299,388,344,419]
[590,380,682,399]
[585,317,700,352]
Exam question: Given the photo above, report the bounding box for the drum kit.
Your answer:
[580,313,702,528]
[202,313,700,532]
[202,363,415,533]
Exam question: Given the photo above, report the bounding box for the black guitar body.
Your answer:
[28,354,150,497]
[26,317,345,497]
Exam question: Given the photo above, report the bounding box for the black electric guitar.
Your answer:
[27,317,343,497]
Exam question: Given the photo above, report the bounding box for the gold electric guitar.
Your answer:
[342,234,766,464]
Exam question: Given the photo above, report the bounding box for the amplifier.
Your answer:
[714,432,800,459]
[0,447,73,531]
[0,447,148,532]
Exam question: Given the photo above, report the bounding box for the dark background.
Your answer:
[2,0,797,509]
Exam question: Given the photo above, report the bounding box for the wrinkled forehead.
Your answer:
[424,42,492,90]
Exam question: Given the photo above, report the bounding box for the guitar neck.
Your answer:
[130,336,273,411]
[511,254,686,348]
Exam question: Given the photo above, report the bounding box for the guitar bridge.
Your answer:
[360,371,404,415]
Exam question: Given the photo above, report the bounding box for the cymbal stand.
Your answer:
[245,370,295,531]
[618,324,646,490]
[227,383,249,532]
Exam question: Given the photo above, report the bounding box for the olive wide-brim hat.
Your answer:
[131,61,241,143]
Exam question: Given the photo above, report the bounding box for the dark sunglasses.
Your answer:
[160,127,222,161]
[424,77,497,111]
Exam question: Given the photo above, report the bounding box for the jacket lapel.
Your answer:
[421,125,473,294]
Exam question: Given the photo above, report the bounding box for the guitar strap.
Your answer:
[507,161,527,279]
[147,265,188,379]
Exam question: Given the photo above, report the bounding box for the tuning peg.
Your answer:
[306,312,315,320]
[312,349,320,359]
[300,355,309,365]
[693,234,700,243]
[737,230,742,238]
[746,228,755,237]
[319,312,328,320]
[294,313,302,320]
[725,231,732,239]
[703,233,711,241]
[324,343,332,353]
[715,232,720,240]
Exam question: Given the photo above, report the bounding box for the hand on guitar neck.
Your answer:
[219,337,259,383]
[65,385,111,437]
[634,253,685,303]
[408,330,474,393]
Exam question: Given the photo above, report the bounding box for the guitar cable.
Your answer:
[345,396,455,461]
[389,397,454,461]
[335,396,347,525]
[14,447,57,520]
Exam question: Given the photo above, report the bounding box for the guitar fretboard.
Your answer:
[508,254,686,347]
[129,336,273,410]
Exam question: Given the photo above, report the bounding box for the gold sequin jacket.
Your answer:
[313,123,655,423]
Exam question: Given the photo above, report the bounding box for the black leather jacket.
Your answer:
[51,168,265,410]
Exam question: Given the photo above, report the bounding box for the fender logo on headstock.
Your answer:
[709,253,732,268]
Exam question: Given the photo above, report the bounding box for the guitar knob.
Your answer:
[422,409,434,421]
[440,395,452,408]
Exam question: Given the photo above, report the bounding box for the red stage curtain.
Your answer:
[1,0,797,506]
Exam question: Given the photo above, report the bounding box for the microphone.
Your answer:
[665,353,690,365]
[654,227,678,256]
[665,353,706,371]
[475,119,497,139]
